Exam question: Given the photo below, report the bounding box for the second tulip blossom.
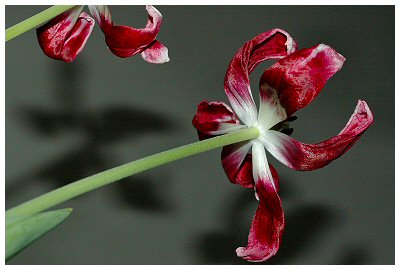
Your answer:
[36,5,169,63]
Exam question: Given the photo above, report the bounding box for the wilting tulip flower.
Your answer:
[36,6,95,62]
[89,5,169,63]
[37,5,169,63]
[192,29,373,262]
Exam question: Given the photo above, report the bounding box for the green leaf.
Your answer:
[6,208,72,260]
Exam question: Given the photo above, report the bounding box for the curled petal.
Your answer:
[236,181,284,262]
[36,6,94,62]
[221,143,253,188]
[260,44,346,116]
[236,141,284,262]
[224,29,297,126]
[91,5,166,59]
[141,40,170,64]
[260,100,373,171]
[192,101,244,140]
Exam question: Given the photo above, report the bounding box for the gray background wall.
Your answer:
[5,5,394,264]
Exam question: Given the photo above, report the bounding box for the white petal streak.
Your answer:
[205,123,245,136]
[258,83,287,130]
[223,140,253,176]
[141,41,170,64]
[252,141,276,197]
[259,130,297,169]
[225,78,258,127]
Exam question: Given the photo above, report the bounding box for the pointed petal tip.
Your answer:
[339,99,373,135]
[141,41,170,64]
[354,99,374,121]
[357,99,373,118]
[100,5,164,59]
[260,43,347,115]
[317,43,346,68]
[234,158,284,262]
[224,28,297,126]
[145,5,162,22]
[261,99,373,171]
[146,5,161,14]
[236,246,278,262]
[278,28,298,54]
[265,28,298,54]
[236,246,253,261]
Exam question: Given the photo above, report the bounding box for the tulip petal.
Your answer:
[260,44,346,116]
[224,29,297,126]
[192,101,245,140]
[141,40,170,64]
[236,141,284,262]
[260,100,373,171]
[222,148,280,191]
[36,6,95,62]
[92,5,165,58]
[88,5,112,30]
[221,143,253,188]
[251,141,275,190]
[258,82,288,130]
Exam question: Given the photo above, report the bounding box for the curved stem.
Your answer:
[6,127,259,217]
[6,5,76,42]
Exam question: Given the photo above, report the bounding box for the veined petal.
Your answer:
[92,5,165,58]
[260,100,373,171]
[36,6,95,62]
[141,40,170,64]
[260,44,346,116]
[221,142,254,188]
[236,141,284,262]
[192,101,244,140]
[224,29,297,127]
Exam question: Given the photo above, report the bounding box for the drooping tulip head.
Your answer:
[36,6,95,62]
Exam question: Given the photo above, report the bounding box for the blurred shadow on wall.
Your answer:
[6,59,178,213]
[332,242,372,265]
[112,171,176,213]
[192,175,372,264]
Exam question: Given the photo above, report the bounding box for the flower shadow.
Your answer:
[268,203,340,264]
[6,60,178,214]
[112,172,176,213]
[332,242,372,264]
[192,177,343,264]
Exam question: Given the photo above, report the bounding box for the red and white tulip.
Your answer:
[192,29,373,262]
[37,5,169,63]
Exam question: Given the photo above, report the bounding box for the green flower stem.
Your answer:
[6,127,259,217]
[6,5,76,42]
